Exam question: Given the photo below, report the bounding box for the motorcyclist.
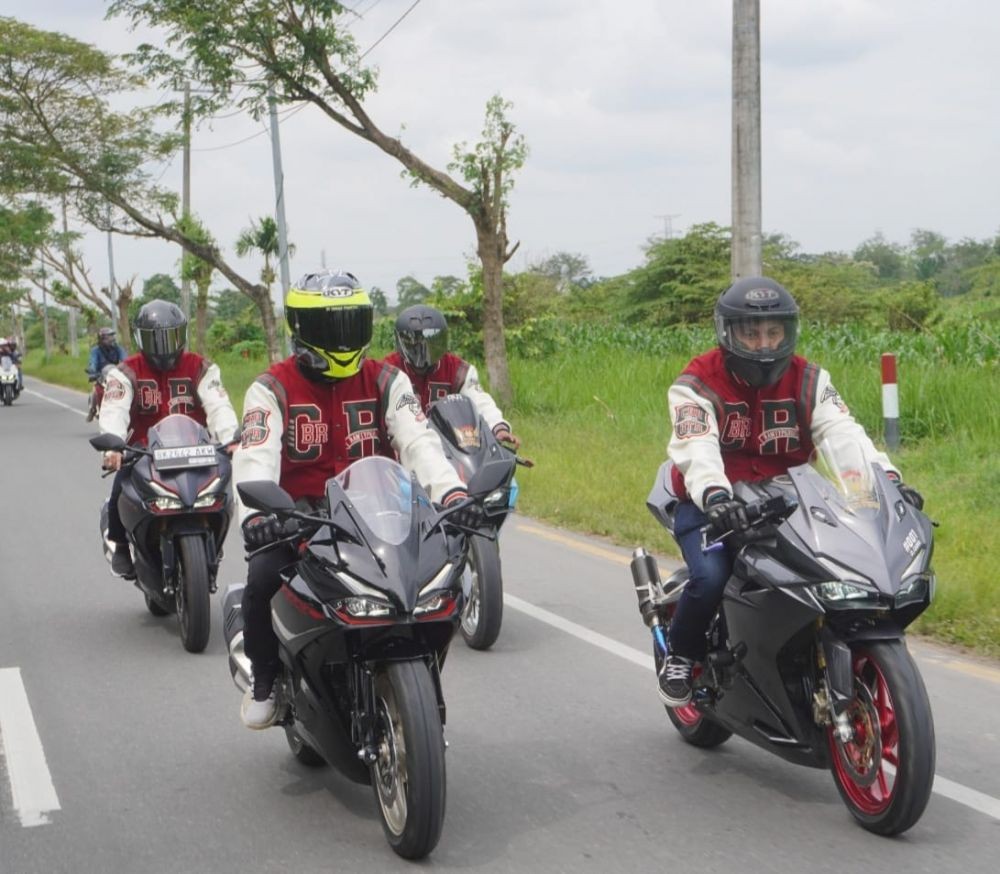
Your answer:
[233,270,482,730]
[658,276,924,707]
[86,327,128,422]
[98,300,240,578]
[0,337,24,393]
[383,304,521,448]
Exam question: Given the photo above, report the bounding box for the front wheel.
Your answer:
[176,534,212,653]
[828,639,935,836]
[1,384,12,406]
[460,535,503,650]
[371,660,446,860]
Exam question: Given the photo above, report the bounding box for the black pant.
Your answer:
[242,544,297,674]
[106,467,129,544]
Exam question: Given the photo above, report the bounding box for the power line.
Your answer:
[359,0,422,59]
[191,101,308,152]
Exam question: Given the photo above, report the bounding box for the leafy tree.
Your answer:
[910,229,948,282]
[179,213,216,353]
[108,1,528,405]
[395,275,430,310]
[138,273,182,307]
[530,252,593,291]
[854,232,906,281]
[368,285,388,317]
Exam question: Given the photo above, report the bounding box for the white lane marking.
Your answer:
[503,593,1000,824]
[0,668,61,827]
[23,388,87,417]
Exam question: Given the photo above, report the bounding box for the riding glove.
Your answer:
[242,513,283,548]
[439,489,485,531]
[703,488,751,537]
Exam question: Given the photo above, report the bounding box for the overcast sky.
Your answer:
[6,0,1000,305]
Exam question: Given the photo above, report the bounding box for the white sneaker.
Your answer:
[241,679,279,730]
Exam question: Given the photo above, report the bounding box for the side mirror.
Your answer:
[90,433,127,452]
[237,480,296,514]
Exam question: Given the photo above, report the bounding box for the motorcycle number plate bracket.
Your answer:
[153,445,216,470]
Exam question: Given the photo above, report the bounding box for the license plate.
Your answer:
[153,445,217,470]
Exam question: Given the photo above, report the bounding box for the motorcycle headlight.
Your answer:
[414,591,459,619]
[811,581,881,606]
[895,573,934,608]
[151,496,184,511]
[483,487,509,510]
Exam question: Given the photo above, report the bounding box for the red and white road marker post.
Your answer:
[881,353,900,451]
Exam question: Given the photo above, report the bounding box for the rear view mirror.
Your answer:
[90,433,127,452]
[237,480,296,514]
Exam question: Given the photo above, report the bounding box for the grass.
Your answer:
[25,328,1000,658]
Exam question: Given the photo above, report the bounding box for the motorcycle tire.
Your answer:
[176,534,212,654]
[459,535,503,651]
[828,639,935,836]
[371,660,446,860]
[285,725,327,768]
[1,385,12,406]
[144,594,171,617]
[666,703,733,748]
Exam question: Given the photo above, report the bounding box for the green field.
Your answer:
[26,322,999,657]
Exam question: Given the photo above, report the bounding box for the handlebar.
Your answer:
[702,494,798,553]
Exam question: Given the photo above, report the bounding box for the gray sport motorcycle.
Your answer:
[631,440,936,835]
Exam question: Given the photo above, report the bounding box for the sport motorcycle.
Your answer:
[90,413,234,652]
[631,440,936,835]
[223,454,510,859]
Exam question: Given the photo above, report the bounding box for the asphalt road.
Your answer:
[1,377,998,873]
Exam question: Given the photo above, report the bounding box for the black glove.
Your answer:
[703,488,750,538]
[887,473,924,511]
[242,513,283,548]
[439,490,485,531]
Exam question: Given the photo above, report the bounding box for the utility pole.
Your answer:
[61,194,78,355]
[181,82,192,317]
[655,213,681,240]
[268,83,292,312]
[731,0,762,280]
[39,256,51,360]
[106,203,117,336]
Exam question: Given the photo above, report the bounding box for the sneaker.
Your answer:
[241,670,279,730]
[86,406,96,422]
[657,655,694,707]
[110,544,136,579]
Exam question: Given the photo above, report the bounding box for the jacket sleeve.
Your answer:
[196,362,241,444]
[809,368,900,478]
[232,379,285,524]
[459,362,508,433]
[97,366,134,441]
[666,378,731,510]
[385,370,465,503]
[86,348,99,374]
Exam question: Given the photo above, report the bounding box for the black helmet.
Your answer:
[133,300,187,371]
[715,277,799,387]
[98,327,116,346]
[394,305,449,375]
[286,270,373,381]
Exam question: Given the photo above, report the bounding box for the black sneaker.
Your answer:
[110,544,136,579]
[657,655,694,707]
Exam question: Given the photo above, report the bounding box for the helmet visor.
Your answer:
[717,314,797,362]
[293,305,373,353]
[396,327,448,372]
[136,323,186,360]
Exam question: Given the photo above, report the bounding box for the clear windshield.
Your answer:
[808,437,880,510]
[147,414,210,449]
[0,356,13,371]
[332,456,413,545]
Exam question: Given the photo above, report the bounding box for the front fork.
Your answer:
[814,619,856,742]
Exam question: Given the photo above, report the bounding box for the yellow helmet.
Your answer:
[285,270,373,380]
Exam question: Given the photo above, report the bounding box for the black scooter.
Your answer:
[631,441,936,836]
[223,454,510,859]
[91,413,233,653]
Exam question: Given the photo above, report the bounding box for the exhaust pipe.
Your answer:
[630,547,664,628]
[228,632,252,694]
[222,583,252,692]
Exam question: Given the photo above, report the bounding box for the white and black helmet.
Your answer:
[715,277,799,387]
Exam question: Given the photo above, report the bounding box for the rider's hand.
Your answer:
[242,513,283,549]
[887,473,924,511]
[102,451,123,471]
[439,490,485,531]
[492,424,521,450]
[703,488,750,537]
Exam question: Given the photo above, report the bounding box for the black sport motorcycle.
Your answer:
[631,441,936,836]
[223,454,510,860]
[91,414,234,653]
[427,394,525,650]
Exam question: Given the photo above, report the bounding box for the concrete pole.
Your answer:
[181,82,192,318]
[106,207,117,336]
[268,83,292,307]
[731,0,762,280]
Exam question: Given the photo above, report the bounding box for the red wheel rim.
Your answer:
[672,702,701,725]
[829,653,898,815]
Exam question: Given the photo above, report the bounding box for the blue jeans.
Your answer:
[667,501,734,659]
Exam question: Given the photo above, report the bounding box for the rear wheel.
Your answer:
[666,702,733,748]
[460,536,503,650]
[371,660,446,860]
[176,534,212,653]
[828,640,935,835]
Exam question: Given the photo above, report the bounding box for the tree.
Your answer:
[179,213,216,353]
[395,275,430,310]
[234,215,294,360]
[854,232,906,281]
[0,19,282,358]
[108,1,528,405]
[530,252,593,292]
[368,285,388,317]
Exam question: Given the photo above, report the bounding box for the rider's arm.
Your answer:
[97,366,134,440]
[385,370,466,504]
[196,361,241,444]
[232,379,284,524]
[86,347,100,374]
[666,378,732,511]
[809,367,900,477]
[458,362,509,434]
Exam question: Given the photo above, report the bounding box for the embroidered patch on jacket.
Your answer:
[674,403,710,438]
[821,384,849,414]
[241,408,271,448]
[396,392,426,421]
[105,377,127,402]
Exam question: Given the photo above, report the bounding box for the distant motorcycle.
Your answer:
[90,414,234,653]
[86,363,116,422]
[223,454,510,859]
[631,440,936,836]
[427,394,526,650]
[1,355,20,406]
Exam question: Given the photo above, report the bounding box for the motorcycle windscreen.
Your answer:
[331,456,416,546]
[147,413,211,449]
